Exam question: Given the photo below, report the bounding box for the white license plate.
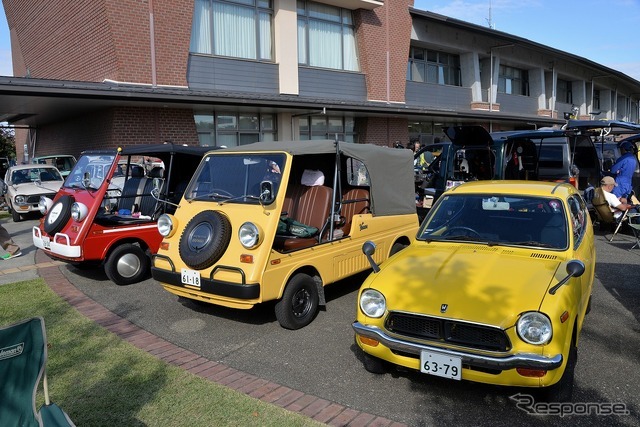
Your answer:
[181,268,201,288]
[420,350,462,380]
[42,236,51,250]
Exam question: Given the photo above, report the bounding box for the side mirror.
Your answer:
[549,260,585,295]
[259,180,275,204]
[362,240,380,273]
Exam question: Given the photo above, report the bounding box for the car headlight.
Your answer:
[15,195,26,205]
[359,289,386,318]
[157,214,176,238]
[39,196,53,215]
[239,222,261,249]
[70,202,89,222]
[517,312,552,345]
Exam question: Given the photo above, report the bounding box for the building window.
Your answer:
[557,79,572,104]
[298,115,357,142]
[190,0,273,61]
[297,1,359,71]
[498,65,529,96]
[593,90,600,110]
[194,112,277,147]
[407,47,461,86]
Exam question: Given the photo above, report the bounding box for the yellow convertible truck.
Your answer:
[152,140,419,329]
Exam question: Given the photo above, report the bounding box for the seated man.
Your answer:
[600,176,638,221]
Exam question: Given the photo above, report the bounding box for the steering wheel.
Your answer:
[443,226,481,238]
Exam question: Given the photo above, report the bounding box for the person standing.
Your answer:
[0,223,21,260]
[609,141,638,200]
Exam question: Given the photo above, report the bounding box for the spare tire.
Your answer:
[44,195,74,235]
[179,210,232,270]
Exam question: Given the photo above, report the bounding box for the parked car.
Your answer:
[353,180,595,401]
[415,126,540,217]
[32,155,77,177]
[32,144,210,285]
[151,139,419,330]
[2,164,64,222]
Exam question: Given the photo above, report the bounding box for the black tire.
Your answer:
[542,342,577,402]
[44,195,73,235]
[275,273,319,330]
[179,210,232,270]
[11,206,22,222]
[104,243,150,286]
[363,352,387,374]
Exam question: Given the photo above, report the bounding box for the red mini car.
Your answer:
[33,144,210,285]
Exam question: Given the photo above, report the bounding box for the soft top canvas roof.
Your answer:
[215,140,416,216]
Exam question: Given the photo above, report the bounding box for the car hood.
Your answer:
[369,243,564,329]
[10,182,63,195]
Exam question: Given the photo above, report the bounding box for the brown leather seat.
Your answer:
[338,188,370,236]
[276,184,333,251]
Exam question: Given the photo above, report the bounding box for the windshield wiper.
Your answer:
[509,240,557,248]
[193,192,233,201]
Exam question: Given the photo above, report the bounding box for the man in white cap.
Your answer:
[600,175,637,220]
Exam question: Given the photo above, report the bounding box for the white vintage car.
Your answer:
[2,164,64,222]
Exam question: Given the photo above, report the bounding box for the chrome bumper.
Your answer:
[352,321,563,371]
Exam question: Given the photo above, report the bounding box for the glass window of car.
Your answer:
[568,194,587,249]
[186,153,286,202]
[346,158,369,186]
[420,194,568,249]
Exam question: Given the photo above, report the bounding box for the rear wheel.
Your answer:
[104,243,150,286]
[275,273,319,330]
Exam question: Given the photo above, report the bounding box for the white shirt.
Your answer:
[603,188,624,219]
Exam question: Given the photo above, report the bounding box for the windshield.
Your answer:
[64,154,117,189]
[419,193,568,249]
[185,153,286,203]
[11,167,63,184]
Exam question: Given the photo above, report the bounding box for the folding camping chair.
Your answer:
[627,213,640,250]
[0,317,75,427]
[591,187,630,242]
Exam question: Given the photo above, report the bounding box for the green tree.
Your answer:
[0,128,17,160]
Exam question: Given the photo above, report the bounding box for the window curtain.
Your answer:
[213,3,256,59]
[190,0,212,54]
[297,19,307,64]
[308,21,341,69]
[343,27,358,71]
[258,12,272,60]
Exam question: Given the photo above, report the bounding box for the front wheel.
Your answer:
[11,206,22,222]
[542,343,577,402]
[104,243,150,286]
[275,273,319,330]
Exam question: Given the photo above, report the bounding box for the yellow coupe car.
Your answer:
[353,181,595,401]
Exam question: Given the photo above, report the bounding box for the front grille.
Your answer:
[386,312,510,352]
[26,193,56,204]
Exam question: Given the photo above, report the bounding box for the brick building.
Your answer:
[1,0,639,162]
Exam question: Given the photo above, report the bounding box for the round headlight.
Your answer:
[38,196,53,215]
[239,222,261,249]
[359,289,386,318]
[157,214,175,237]
[70,202,89,222]
[517,312,552,345]
[15,195,26,205]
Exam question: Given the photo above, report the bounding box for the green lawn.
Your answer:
[0,279,324,426]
